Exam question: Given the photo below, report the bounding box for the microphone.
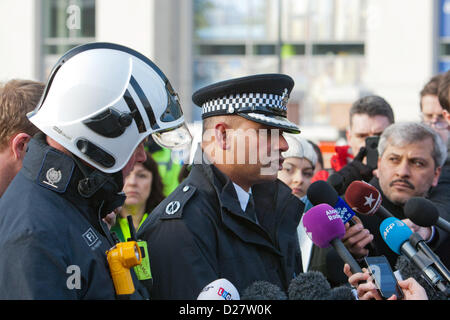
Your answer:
[241,281,287,300]
[409,232,450,284]
[404,197,450,234]
[307,180,356,224]
[288,271,331,300]
[288,271,355,300]
[330,285,356,300]
[396,256,447,300]
[197,279,240,300]
[302,203,363,273]
[327,172,345,195]
[380,217,449,296]
[345,180,393,219]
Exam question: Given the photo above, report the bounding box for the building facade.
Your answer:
[0,0,447,142]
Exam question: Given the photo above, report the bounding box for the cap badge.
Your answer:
[281,88,289,107]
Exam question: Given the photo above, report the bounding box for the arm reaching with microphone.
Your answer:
[344,264,428,300]
[402,219,433,242]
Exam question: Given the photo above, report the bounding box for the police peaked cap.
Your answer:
[192,74,300,134]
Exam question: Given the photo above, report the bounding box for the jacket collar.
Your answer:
[22,134,124,235]
[189,148,282,255]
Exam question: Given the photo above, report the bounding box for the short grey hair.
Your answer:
[378,122,447,168]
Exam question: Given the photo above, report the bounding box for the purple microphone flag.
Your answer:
[302,203,346,248]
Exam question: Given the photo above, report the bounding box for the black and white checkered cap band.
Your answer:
[201,92,288,117]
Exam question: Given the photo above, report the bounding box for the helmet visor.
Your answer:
[152,123,192,150]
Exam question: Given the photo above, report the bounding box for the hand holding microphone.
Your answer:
[404,197,450,234]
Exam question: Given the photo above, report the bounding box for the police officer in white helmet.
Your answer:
[0,43,191,299]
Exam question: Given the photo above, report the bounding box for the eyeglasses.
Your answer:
[420,113,449,130]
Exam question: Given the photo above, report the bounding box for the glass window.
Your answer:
[194,0,278,41]
[192,0,368,125]
[42,0,95,77]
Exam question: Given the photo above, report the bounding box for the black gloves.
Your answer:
[331,147,374,195]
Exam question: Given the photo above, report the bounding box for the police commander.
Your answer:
[138,74,305,299]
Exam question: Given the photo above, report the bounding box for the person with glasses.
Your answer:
[420,74,449,145]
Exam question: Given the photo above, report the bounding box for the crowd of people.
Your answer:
[0,41,448,301]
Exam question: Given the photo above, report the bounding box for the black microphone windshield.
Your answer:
[288,271,331,300]
[307,180,338,206]
[404,197,439,228]
[241,281,287,300]
[329,285,356,300]
[395,256,447,300]
[327,173,344,194]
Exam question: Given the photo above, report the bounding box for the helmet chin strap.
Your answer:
[71,156,126,218]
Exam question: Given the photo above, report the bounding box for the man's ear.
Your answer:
[11,133,31,160]
[432,166,442,187]
[443,109,450,125]
[215,122,231,150]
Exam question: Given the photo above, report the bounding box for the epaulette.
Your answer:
[160,184,197,220]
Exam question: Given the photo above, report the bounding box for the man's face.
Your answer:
[377,138,441,206]
[229,119,289,184]
[421,94,449,144]
[347,114,392,156]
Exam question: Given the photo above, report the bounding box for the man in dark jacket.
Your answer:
[138,74,304,299]
[0,43,191,299]
[358,122,449,268]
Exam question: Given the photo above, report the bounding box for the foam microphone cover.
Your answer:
[395,256,447,301]
[288,271,331,300]
[307,180,339,206]
[241,281,287,300]
[379,217,412,255]
[404,197,439,228]
[329,285,356,300]
[327,173,344,194]
[302,204,346,248]
[197,278,240,300]
[345,180,382,215]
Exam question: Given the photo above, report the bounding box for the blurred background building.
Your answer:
[1,0,449,160]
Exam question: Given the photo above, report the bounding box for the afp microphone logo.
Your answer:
[382,218,405,240]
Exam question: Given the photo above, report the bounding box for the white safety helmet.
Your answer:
[28,42,192,173]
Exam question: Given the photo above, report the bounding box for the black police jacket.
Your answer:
[0,135,147,299]
[138,160,304,299]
